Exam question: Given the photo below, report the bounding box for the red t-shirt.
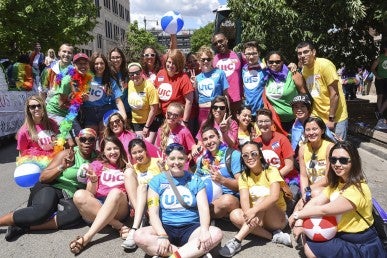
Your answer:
[154,69,194,115]
[254,131,298,180]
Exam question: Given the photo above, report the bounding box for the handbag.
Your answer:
[356,198,387,249]
[164,171,192,210]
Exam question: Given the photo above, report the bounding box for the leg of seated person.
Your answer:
[304,243,317,258]
[134,226,178,256]
[73,189,102,222]
[229,208,244,229]
[175,225,223,257]
[0,212,15,226]
[124,169,138,208]
[73,189,129,247]
[211,194,240,219]
[132,184,148,230]
[262,205,287,231]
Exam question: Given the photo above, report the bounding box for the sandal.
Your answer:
[69,236,85,255]
[119,225,130,240]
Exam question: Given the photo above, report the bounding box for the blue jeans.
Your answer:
[334,119,348,141]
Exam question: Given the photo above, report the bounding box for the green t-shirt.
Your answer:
[376,54,387,79]
[46,75,72,117]
[266,72,297,123]
[53,146,97,198]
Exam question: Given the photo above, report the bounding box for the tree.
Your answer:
[227,0,386,69]
[124,21,165,63]
[0,0,98,60]
[190,22,215,53]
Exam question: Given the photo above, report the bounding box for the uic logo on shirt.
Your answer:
[216,58,237,77]
[158,83,173,101]
[162,185,193,209]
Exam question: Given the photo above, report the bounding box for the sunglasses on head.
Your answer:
[128,70,141,77]
[329,156,351,165]
[242,151,259,160]
[212,105,226,111]
[79,137,96,143]
[28,104,42,110]
[267,60,282,65]
[143,53,156,58]
[165,143,186,155]
[200,58,212,63]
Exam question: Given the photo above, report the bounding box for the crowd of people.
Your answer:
[1,34,386,258]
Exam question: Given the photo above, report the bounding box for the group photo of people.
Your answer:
[0,32,386,258]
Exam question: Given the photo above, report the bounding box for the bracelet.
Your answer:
[144,125,150,129]
[157,235,169,240]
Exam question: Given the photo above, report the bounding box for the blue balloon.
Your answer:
[14,162,42,188]
[161,11,184,34]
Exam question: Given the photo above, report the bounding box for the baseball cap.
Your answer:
[291,94,312,108]
[73,53,89,63]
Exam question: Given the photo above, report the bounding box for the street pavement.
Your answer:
[0,140,386,258]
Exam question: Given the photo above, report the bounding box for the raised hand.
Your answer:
[219,113,231,133]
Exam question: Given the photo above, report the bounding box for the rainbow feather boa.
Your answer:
[53,67,92,154]
[16,148,54,169]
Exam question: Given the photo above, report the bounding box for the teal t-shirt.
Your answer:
[265,72,297,123]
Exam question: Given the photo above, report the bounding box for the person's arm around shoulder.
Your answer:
[40,147,74,183]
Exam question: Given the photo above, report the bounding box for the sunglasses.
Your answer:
[143,53,156,58]
[329,156,351,165]
[28,104,42,110]
[79,137,96,143]
[167,111,180,119]
[200,58,212,63]
[109,118,122,126]
[128,70,141,77]
[165,143,186,155]
[268,60,282,65]
[242,151,259,160]
[212,105,226,111]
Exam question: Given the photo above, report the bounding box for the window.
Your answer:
[119,4,124,19]
[112,0,118,14]
[113,25,120,40]
[104,0,110,10]
[97,34,102,49]
[95,0,100,17]
[105,20,112,39]
[125,9,130,22]
[120,28,126,42]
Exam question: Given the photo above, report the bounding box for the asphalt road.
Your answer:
[0,139,386,258]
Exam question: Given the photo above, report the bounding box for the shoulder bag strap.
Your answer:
[356,210,371,227]
[164,171,191,210]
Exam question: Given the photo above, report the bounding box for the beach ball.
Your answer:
[14,162,42,188]
[303,216,338,242]
[203,176,223,203]
[161,11,184,34]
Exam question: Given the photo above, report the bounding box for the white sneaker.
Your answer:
[375,119,387,130]
[218,238,242,257]
[272,230,292,247]
[202,253,213,258]
[121,228,136,249]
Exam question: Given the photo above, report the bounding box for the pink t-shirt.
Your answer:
[155,124,195,153]
[17,119,58,156]
[213,51,242,103]
[196,119,239,149]
[116,130,159,160]
[89,160,126,198]
[254,131,298,180]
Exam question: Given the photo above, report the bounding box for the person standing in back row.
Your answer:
[212,33,243,119]
[296,41,348,140]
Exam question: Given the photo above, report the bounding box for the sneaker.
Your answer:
[218,238,242,257]
[272,230,292,247]
[121,228,136,249]
[4,226,26,241]
[202,253,213,258]
[374,119,387,130]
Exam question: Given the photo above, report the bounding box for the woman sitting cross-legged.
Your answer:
[134,143,223,258]
[219,141,292,257]
[69,135,130,254]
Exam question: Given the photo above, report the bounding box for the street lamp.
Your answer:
[144,17,158,31]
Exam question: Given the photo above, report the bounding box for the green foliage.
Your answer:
[190,22,215,53]
[227,0,385,69]
[124,21,165,63]
[0,0,98,61]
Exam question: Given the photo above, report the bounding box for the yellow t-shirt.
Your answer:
[238,166,286,211]
[303,139,332,184]
[302,58,348,123]
[323,182,373,233]
[238,123,260,146]
[134,158,161,185]
[127,79,159,124]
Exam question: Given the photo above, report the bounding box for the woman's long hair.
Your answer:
[99,135,128,170]
[303,116,332,142]
[160,102,184,153]
[327,141,365,195]
[141,46,162,76]
[109,47,128,83]
[103,112,128,138]
[90,52,112,95]
[18,95,54,142]
[240,141,268,181]
[202,96,230,129]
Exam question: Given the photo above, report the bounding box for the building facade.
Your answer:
[77,0,130,56]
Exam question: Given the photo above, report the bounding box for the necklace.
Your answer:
[53,67,92,154]
[201,144,227,173]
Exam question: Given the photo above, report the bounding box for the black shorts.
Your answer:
[375,78,387,95]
